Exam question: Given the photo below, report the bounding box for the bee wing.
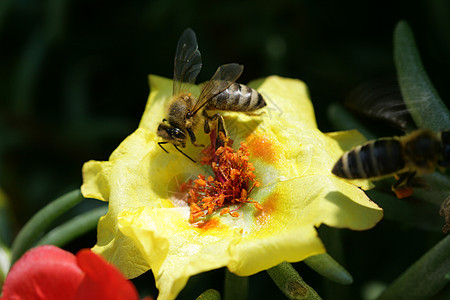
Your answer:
[345,77,414,131]
[190,63,244,116]
[173,28,202,95]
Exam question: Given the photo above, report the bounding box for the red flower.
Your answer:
[1,245,140,300]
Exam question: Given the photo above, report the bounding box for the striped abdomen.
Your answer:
[207,83,266,112]
[332,139,405,179]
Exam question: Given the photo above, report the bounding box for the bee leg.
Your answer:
[215,114,228,149]
[216,115,227,136]
[392,171,430,197]
[206,113,228,136]
[392,172,413,191]
[392,172,416,198]
[187,128,204,147]
[398,171,428,190]
[393,172,416,188]
[203,110,211,134]
[207,114,229,150]
[204,122,211,134]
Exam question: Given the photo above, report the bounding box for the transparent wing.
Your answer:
[173,28,202,95]
[190,63,244,116]
[344,77,415,132]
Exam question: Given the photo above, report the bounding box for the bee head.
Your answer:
[157,121,187,147]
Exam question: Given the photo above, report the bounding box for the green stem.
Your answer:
[10,189,83,265]
[304,253,353,285]
[196,289,221,300]
[223,269,248,300]
[267,262,322,300]
[394,20,450,131]
[378,235,450,300]
[36,206,107,247]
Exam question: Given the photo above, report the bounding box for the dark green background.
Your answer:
[1,0,449,299]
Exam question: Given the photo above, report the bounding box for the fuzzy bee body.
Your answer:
[157,28,266,162]
[339,79,450,198]
[332,130,450,183]
[207,82,266,112]
[333,139,405,179]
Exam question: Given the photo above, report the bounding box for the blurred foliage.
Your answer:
[1,0,450,299]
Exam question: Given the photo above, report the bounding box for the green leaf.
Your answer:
[36,206,107,247]
[196,289,221,300]
[304,253,353,285]
[267,262,322,300]
[394,20,450,131]
[223,269,248,300]
[378,235,450,299]
[10,189,83,265]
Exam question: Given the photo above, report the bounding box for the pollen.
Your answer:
[393,185,414,199]
[183,131,261,223]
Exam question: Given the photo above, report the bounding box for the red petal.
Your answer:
[74,249,139,300]
[1,245,83,300]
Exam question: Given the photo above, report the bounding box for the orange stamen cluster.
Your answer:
[181,132,262,223]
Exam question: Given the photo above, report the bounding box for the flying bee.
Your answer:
[157,28,266,162]
[332,130,450,197]
[332,77,450,197]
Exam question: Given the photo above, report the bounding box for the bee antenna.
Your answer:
[158,142,169,153]
[174,145,197,163]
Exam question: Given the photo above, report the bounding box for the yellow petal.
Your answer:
[249,76,317,128]
[81,74,383,300]
[118,207,241,300]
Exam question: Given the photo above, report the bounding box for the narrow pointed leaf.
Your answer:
[267,262,322,300]
[378,235,450,299]
[10,189,83,265]
[394,20,450,131]
[224,270,248,300]
[196,289,221,300]
[304,253,353,285]
[36,206,107,247]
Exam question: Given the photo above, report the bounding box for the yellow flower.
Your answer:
[81,75,382,300]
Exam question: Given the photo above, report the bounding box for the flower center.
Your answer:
[181,131,262,223]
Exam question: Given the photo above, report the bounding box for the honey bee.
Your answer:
[333,77,450,197]
[332,129,450,196]
[157,28,266,162]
